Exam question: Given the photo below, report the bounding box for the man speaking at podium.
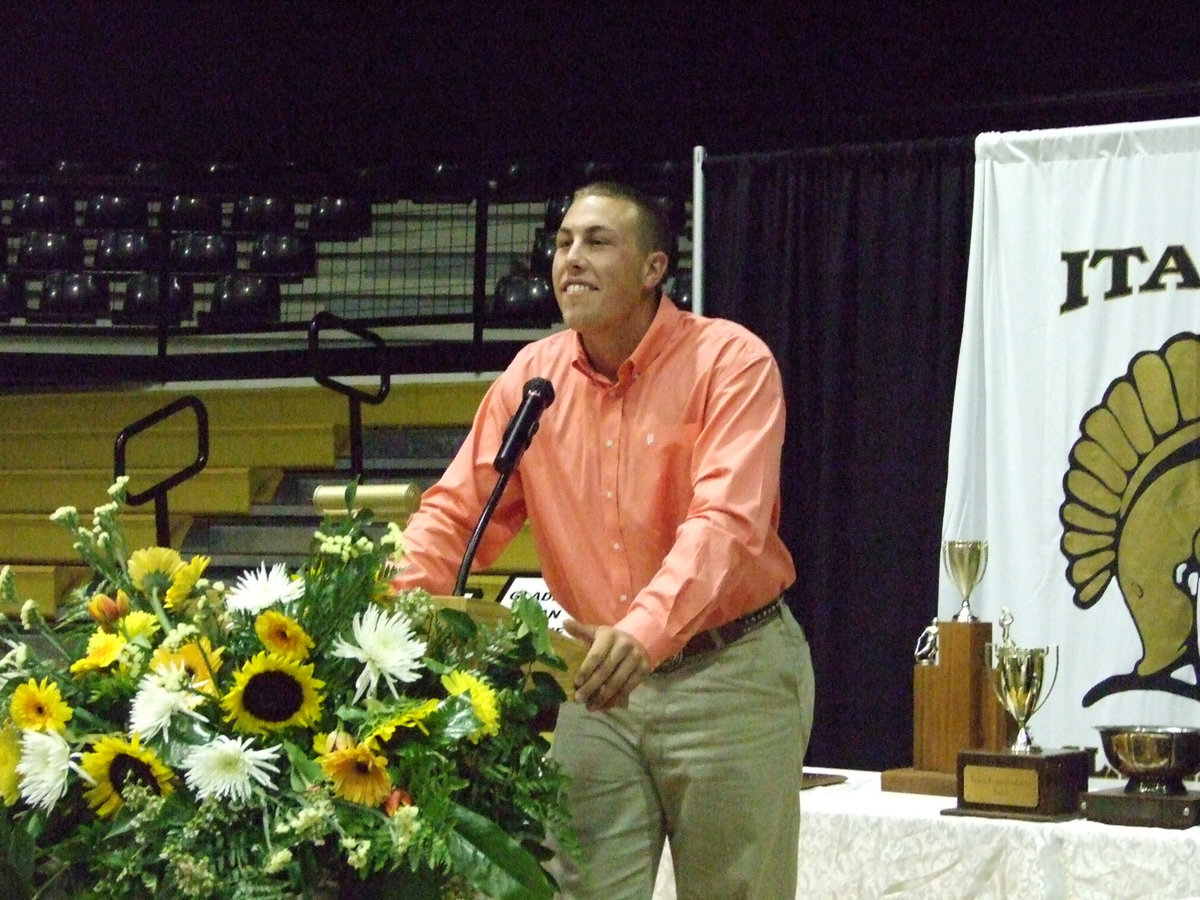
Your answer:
[393,181,814,899]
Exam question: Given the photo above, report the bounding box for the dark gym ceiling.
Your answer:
[1,2,1198,173]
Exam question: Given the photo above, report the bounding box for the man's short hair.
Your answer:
[573,181,673,258]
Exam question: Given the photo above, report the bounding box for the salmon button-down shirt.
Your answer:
[392,297,796,668]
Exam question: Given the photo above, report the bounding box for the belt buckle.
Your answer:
[656,651,684,675]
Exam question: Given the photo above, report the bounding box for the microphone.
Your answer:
[493,377,555,474]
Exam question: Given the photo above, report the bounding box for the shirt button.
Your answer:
[612,542,621,551]
[619,594,628,602]
[605,490,613,499]
[605,439,614,448]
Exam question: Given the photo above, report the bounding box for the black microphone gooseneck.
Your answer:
[453,378,556,597]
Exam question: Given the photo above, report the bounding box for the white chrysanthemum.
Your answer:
[224,563,304,615]
[182,735,281,802]
[17,730,74,811]
[332,605,426,703]
[129,665,208,741]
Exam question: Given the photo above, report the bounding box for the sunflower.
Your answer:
[255,610,314,660]
[0,725,21,805]
[150,636,223,696]
[165,554,210,611]
[319,742,392,806]
[80,734,174,818]
[69,631,127,675]
[222,652,324,735]
[10,677,73,732]
[442,671,500,743]
[127,546,184,596]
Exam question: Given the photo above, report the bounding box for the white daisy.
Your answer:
[17,730,74,811]
[332,605,427,703]
[129,665,208,741]
[224,563,304,615]
[182,735,281,802]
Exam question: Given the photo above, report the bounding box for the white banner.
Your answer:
[943,116,1200,752]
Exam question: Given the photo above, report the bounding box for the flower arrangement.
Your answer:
[0,478,576,899]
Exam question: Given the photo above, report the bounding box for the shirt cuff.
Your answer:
[615,606,678,670]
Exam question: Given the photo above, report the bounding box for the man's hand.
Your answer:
[562,620,651,712]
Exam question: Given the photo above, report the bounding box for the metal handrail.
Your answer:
[308,310,390,481]
[114,395,209,548]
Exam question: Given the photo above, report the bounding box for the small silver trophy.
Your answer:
[986,607,1058,753]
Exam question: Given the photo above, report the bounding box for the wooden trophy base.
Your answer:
[943,747,1089,822]
[879,767,957,797]
[1081,786,1200,829]
[881,620,1014,796]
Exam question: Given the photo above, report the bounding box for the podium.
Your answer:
[881,620,1014,796]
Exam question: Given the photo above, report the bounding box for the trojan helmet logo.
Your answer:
[1060,332,1200,706]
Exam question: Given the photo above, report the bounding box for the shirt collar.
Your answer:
[571,296,684,386]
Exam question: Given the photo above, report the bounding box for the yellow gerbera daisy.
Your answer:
[127,546,184,596]
[319,742,392,806]
[69,631,127,675]
[441,671,500,743]
[11,678,74,733]
[0,725,22,805]
[222,652,324,735]
[80,734,174,818]
[254,610,314,660]
[165,554,210,610]
[150,637,223,696]
[120,610,161,642]
[364,698,441,747]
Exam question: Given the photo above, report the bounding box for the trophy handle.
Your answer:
[1029,645,1059,719]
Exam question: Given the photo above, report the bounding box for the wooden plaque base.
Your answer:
[945,747,1089,821]
[1081,786,1200,829]
[882,620,1014,796]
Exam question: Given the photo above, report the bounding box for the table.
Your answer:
[652,769,1200,899]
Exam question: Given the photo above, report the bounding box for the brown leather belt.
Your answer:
[655,597,784,674]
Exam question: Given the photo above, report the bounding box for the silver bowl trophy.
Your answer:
[942,539,987,622]
[1081,725,1200,828]
[944,608,1089,822]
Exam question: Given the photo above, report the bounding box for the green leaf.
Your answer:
[435,608,478,641]
[343,481,359,512]
[510,594,557,661]
[0,817,34,898]
[527,670,567,707]
[435,693,481,742]
[283,739,323,788]
[446,803,555,900]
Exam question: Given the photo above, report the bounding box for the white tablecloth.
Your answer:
[652,769,1200,899]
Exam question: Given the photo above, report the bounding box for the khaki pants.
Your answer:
[549,608,815,900]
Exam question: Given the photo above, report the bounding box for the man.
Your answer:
[393,182,815,899]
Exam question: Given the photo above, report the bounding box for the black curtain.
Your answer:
[703,138,975,771]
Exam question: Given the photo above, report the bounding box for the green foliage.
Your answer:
[0,482,574,898]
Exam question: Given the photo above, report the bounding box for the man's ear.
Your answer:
[642,250,669,291]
